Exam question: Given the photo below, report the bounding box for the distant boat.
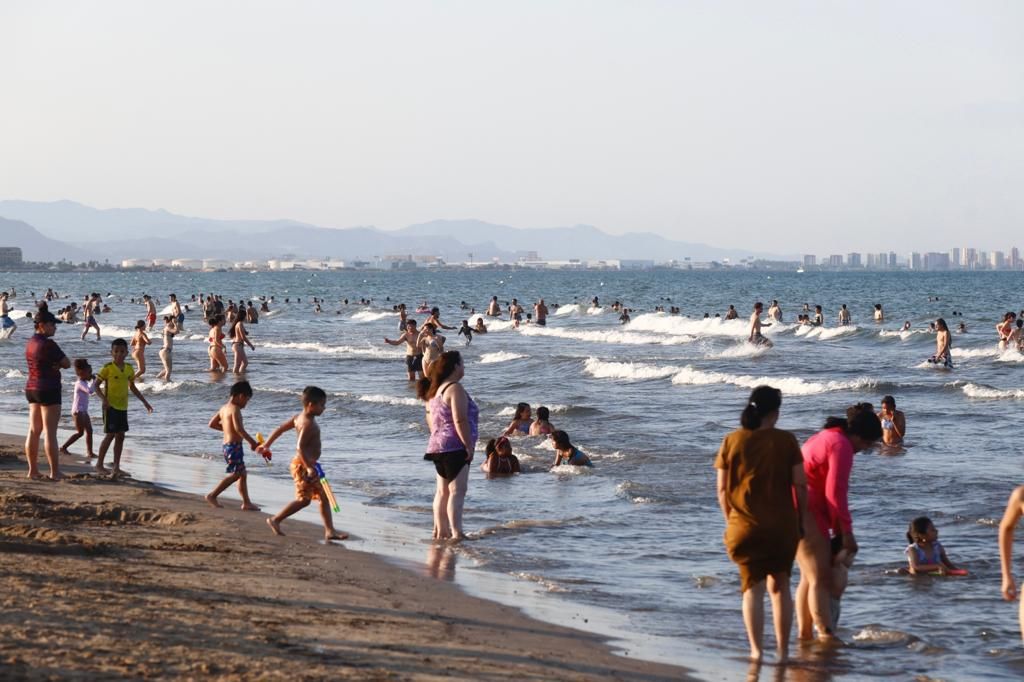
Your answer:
[796,267,805,273]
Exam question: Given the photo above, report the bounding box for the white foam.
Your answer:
[627,313,749,339]
[582,358,680,381]
[479,351,528,364]
[467,314,517,332]
[879,329,926,341]
[670,366,876,396]
[961,383,1024,399]
[551,304,582,317]
[710,342,772,359]
[550,464,592,475]
[261,341,400,358]
[586,306,605,315]
[2,369,24,379]
[349,310,397,322]
[952,347,998,359]
[519,325,695,346]
[797,325,860,340]
[358,394,421,407]
[137,380,188,394]
[996,349,1024,363]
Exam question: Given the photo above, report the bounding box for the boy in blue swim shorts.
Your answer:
[205,381,262,510]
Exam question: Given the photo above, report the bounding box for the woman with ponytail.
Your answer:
[418,351,478,541]
[795,403,882,642]
[715,386,806,663]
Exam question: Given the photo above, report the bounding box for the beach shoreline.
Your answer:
[0,432,696,680]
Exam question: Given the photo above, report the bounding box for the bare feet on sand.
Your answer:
[267,518,283,536]
[59,447,70,456]
[205,494,222,508]
[27,472,45,481]
[240,502,261,511]
[325,531,348,542]
[47,473,65,482]
[95,464,110,474]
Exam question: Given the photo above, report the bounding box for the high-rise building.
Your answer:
[909,252,922,270]
[876,252,887,269]
[803,254,817,267]
[889,252,898,268]
[964,248,978,270]
[847,253,862,268]
[828,254,843,267]
[1011,247,1021,270]
[949,247,962,268]
[866,253,877,268]
[923,252,950,270]
[991,251,1006,270]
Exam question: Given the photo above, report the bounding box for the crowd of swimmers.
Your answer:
[10,284,1024,665]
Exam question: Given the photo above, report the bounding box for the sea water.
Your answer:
[2,268,1024,681]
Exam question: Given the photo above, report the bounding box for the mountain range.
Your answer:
[0,200,786,264]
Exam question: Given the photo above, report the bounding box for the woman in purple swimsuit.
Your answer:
[419,351,478,541]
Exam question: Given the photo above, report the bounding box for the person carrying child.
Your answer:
[904,516,959,575]
[259,386,347,542]
[205,381,262,510]
[94,338,153,477]
[60,359,97,459]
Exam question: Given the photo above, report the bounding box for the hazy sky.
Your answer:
[2,1,1021,253]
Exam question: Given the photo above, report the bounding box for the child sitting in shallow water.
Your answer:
[551,430,593,468]
[904,516,959,575]
[480,436,520,475]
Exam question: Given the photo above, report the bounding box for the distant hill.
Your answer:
[0,216,99,263]
[398,219,782,262]
[0,199,316,244]
[0,200,789,262]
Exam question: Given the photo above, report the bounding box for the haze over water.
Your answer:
[2,268,1023,680]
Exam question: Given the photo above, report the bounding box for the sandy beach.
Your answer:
[0,433,693,681]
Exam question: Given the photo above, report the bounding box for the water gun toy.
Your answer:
[256,433,272,466]
[314,462,340,513]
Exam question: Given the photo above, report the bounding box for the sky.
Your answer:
[1,1,1022,254]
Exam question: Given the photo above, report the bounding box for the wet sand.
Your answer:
[0,433,693,681]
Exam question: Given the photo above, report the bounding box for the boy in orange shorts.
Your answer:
[258,386,346,542]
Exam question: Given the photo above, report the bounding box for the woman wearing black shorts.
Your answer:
[24,310,70,480]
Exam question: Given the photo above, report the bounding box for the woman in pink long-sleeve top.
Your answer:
[796,405,882,641]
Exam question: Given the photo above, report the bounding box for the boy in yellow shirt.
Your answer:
[95,338,153,476]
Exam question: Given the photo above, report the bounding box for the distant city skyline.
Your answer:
[2,2,1022,254]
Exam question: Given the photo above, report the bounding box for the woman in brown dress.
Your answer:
[715,386,807,662]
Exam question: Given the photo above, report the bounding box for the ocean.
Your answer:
[1,268,1023,681]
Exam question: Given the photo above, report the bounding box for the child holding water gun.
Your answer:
[905,516,960,575]
[259,386,347,542]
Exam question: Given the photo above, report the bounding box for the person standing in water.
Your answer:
[384,319,423,381]
[419,351,478,542]
[156,315,178,381]
[715,386,806,663]
[795,406,882,641]
[931,318,953,368]
[838,305,851,326]
[878,395,906,445]
[749,302,772,346]
[534,299,549,326]
[999,485,1024,642]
